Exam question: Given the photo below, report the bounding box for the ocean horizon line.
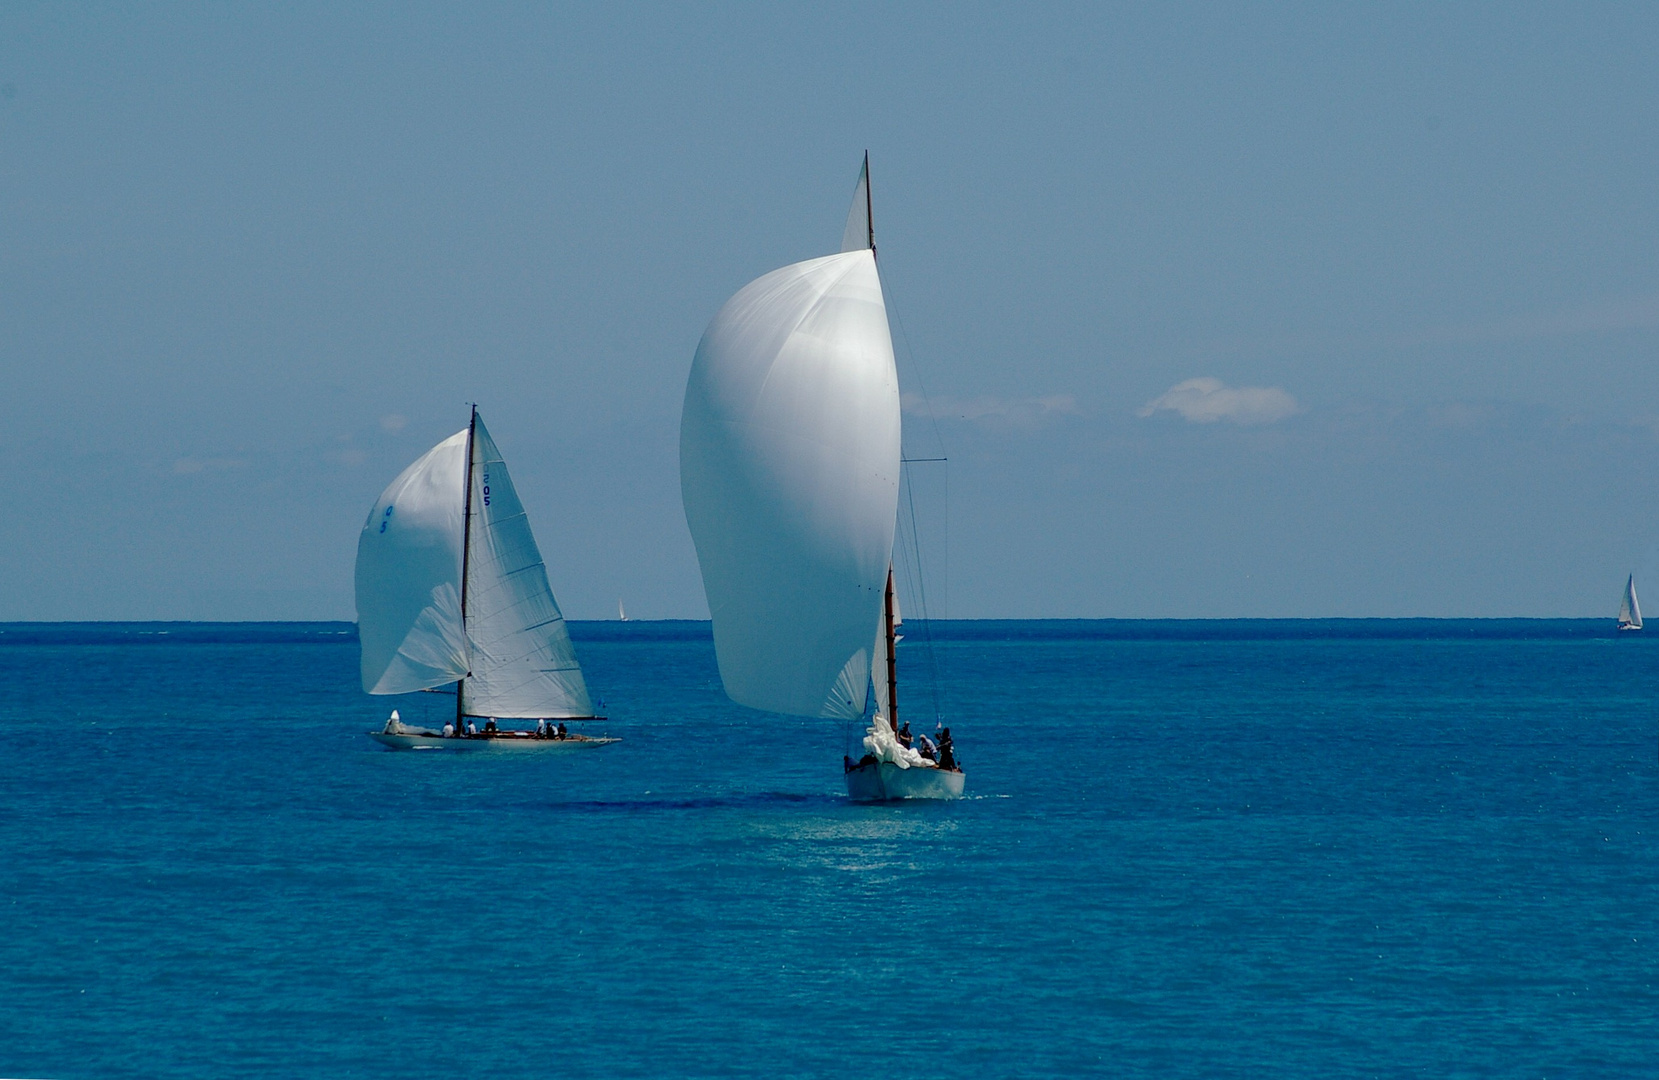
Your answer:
[0,616,1637,645]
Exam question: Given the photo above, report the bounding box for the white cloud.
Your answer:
[1138,378,1300,426]
[172,456,247,474]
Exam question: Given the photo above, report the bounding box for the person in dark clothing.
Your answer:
[898,721,913,750]
[556,722,568,740]
[937,727,957,771]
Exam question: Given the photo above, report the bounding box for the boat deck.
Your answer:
[368,730,619,751]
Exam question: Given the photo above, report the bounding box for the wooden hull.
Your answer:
[367,731,619,751]
[844,761,965,801]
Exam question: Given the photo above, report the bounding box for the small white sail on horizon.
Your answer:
[355,409,593,718]
[1619,574,1642,631]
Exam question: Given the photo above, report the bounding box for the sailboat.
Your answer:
[1619,574,1643,631]
[355,406,617,750]
[679,155,964,800]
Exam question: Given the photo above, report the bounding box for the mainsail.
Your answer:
[681,162,901,719]
[460,415,592,718]
[355,411,592,717]
[1620,574,1642,630]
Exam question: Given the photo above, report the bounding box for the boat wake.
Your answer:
[541,792,843,814]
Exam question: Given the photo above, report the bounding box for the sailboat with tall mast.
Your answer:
[679,155,964,800]
[1619,573,1643,631]
[356,406,616,750]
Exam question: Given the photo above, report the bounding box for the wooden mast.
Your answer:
[872,156,893,734]
[456,404,477,730]
[884,564,898,734]
[864,151,874,253]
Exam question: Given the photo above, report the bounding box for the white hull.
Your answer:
[844,761,965,801]
[367,731,618,751]
[1619,623,1642,632]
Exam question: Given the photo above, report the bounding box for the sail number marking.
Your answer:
[481,471,491,507]
[379,505,394,533]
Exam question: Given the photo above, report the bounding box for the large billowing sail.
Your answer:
[355,431,471,694]
[460,415,593,718]
[681,243,901,719]
[1620,574,1642,630]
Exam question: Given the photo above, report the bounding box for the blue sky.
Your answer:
[4,3,1659,619]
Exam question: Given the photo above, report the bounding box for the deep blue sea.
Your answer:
[2,620,1655,1078]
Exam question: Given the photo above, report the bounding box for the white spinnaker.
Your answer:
[681,248,901,719]
[460,414,593,718]
[355,431,471,694]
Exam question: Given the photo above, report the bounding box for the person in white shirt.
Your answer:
[466,719,478,736]
[536,718,548,738]
[442,722,455,738]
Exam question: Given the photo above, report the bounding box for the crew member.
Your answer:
[937,727,957,771]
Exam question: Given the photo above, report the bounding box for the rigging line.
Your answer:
[875,224,950,723]
[898,460,946,724]
[878,269,948,462]
[909,508,944,723]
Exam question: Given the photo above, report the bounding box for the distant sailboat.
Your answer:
[356,406,617,750]
[618,600,628,621]
[1619,574,1643,631]
[679,154,963,800]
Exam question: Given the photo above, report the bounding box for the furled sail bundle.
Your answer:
[680,159,901,719]
[355,409,593,718]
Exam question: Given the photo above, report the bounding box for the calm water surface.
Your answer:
[1,620,1655,1078]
